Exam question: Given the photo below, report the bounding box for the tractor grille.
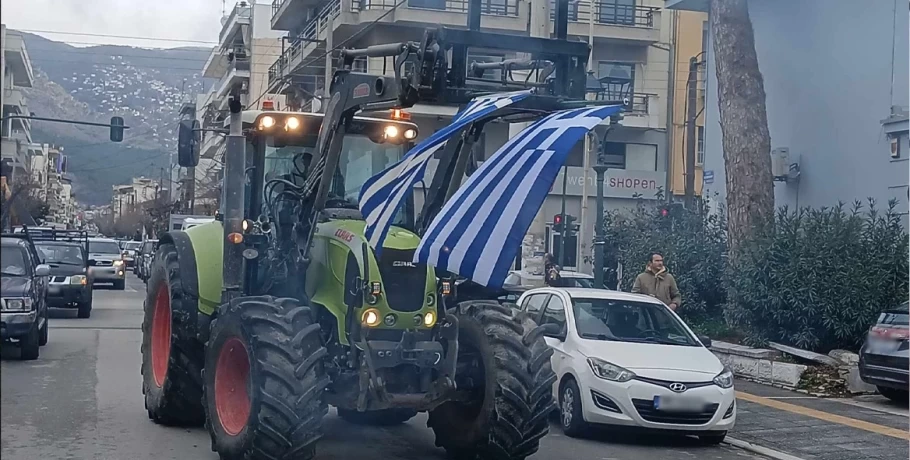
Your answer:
[377,248,426,313]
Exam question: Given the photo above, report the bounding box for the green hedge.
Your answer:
[727,200,908,352]
[601,199,727,328]
[600,199,908,352]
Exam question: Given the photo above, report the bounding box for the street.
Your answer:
[0,274,765,460]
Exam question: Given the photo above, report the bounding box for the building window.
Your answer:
[352,56,368,73]
[696,126,705,165]
[408,0,445,10]
[600,142,658,171]
[598,0,636,26]
[597,62,635,102]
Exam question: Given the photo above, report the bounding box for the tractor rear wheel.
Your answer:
[140,243,206,426]
[203,296,330,460]
[337,408,418,426]
[428,301,556,460]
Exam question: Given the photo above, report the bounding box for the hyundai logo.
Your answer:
[668,382,687,393]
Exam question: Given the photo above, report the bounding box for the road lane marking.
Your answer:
[832,398,910,418]
[762,396,818,400]
[736,391,910,440]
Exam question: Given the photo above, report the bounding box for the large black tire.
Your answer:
[77,293,93,319]
[428,301,556,460]
[337,408,418,426]
[140,243,206,426]
[20,323,40,360]
[204,296,329,460]
[38,310,49,346]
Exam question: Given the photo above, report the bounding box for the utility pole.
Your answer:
[593,126,613,290]
[683,56,699,207]
[558,165,569,268]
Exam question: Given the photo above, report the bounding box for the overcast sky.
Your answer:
[1,0,236,48]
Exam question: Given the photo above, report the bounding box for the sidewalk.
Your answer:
[730,380,908,460]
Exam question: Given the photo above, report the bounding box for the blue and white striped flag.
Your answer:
[414,104,624,288]
[359,90,531,253]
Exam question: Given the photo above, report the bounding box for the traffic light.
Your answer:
[110,116,125,142]
[658,203,685,219]
[553,214,564,233]
[565,214,578,237]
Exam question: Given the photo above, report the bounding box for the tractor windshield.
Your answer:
[259,133,412,227]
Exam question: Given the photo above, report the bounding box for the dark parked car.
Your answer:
[135,239,157,281]
[1,234,51,360]
[859,301,909,403]
[31,229,94,318]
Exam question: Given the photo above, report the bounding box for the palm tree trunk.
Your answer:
[710,0,775,255]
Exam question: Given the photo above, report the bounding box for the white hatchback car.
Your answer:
[516,287,736,443]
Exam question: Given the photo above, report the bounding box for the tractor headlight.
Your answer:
[423,311,437,328]
[362,308,381,327]
[383,125,399,139]
[285,116,301,130]
[2,298,33,312]
[259,116,276,129]
[404,128,417,140]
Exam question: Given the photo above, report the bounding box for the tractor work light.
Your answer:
[390,109,411,120]
[423,311,437,328]
[242,219,250,232]
[441,281,452,296]
[362,308,381,327]
[227,232,244,244]
[383,125,399,139]
[404,128,417,140]
[285,116,301,130]
[259,116,276,130]
[370,281,382,296]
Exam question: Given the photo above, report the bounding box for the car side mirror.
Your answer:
[698,335,712,348]
[35,264,51,277]
[542,323,567,342]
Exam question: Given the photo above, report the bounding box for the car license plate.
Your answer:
[48,286,61,295]
[653,395,706,413]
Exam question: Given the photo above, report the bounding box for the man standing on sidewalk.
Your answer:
[631,253,682,311]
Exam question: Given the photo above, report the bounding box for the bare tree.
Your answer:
[710,0,775,254]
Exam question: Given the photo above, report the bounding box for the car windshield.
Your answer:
[571,297,699,346]
[1,247,28,276]
[37,244,85,265]
[124,242,141,250]
[877,301,910,327]
[90,241,123,254]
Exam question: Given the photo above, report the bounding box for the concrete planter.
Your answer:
[710,341,808,389]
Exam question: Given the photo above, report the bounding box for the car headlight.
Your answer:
[713,367,734,389]
[71,275,87,285]
[587,357,635,382]
[2,298,33,312]
[113,260,124,266]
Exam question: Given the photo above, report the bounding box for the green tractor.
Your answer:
[141,2,614,458]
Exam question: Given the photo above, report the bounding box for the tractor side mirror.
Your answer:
[178,119,200,167]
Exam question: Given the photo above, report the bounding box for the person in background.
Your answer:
[544,253,561,287]
[631,252,681,311]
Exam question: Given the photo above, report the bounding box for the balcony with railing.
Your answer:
[220,3,252,44]
[550,1,660,44]
[3,31,34,88]
[214,51,252,101]
[269,0,526,89]
[272,0,320,31]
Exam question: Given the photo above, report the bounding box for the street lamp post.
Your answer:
[593,152,608,289]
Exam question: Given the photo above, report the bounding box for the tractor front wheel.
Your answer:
[140,243,205,426]
[428,301,556,460]
[203,296,329,460]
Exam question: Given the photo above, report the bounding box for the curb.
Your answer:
[724,437,807,460]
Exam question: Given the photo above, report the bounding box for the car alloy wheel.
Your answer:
[561,387,575,428]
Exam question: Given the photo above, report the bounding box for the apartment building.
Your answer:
[267,0,671,274]
[0,25,35,183]
[111,177,161,221]
[667,0,909,227]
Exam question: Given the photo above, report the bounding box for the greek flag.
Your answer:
[359,90,531,252]
[414,104,624,288]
